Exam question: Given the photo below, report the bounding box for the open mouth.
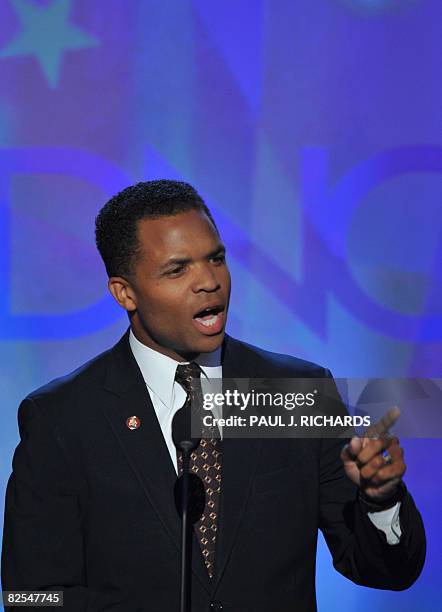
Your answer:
[192,305,225,334]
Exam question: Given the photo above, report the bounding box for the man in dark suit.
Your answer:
[1,180,426,611]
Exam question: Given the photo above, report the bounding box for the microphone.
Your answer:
[172,408,204,521]
[172,407,201,452]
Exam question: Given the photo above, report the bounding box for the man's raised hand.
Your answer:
[341,407,405,501]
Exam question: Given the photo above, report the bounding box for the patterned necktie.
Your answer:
[175,363,222,578]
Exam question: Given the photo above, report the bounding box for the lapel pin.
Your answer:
[126,415,141,430]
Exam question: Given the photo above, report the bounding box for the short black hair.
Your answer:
[95,179,217,278]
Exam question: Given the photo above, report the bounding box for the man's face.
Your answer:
[111,209,231,361]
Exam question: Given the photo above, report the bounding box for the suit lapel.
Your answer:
[101,331,212,593]
[211,336,262,592]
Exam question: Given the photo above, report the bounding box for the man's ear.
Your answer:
[108,277,137,312]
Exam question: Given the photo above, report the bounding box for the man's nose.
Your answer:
[192,263,220,292]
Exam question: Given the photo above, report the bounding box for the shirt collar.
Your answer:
[129,328,222,407]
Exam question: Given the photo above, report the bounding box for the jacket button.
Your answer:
[210,603,223,611]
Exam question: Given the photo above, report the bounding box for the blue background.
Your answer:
[0,0,441,609]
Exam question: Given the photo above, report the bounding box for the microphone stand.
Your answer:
[172,407,201,612]
[179,441,192,612]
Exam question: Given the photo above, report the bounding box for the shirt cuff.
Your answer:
[367,502,402,545]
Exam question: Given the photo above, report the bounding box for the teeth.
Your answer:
[195,306,221,318]
[200,308,217,316]
[200,314,218,327]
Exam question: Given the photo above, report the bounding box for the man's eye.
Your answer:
[167,265,185,276]
[211,254,225,264]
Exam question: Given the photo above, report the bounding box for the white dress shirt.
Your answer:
[128,329,401,544]
[129,329,222,473]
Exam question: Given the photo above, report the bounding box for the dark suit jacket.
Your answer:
[1,331,426,611]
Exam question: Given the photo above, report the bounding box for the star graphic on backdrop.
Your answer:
[0,0,99,88]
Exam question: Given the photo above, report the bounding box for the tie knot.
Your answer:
[175,362,202,394]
